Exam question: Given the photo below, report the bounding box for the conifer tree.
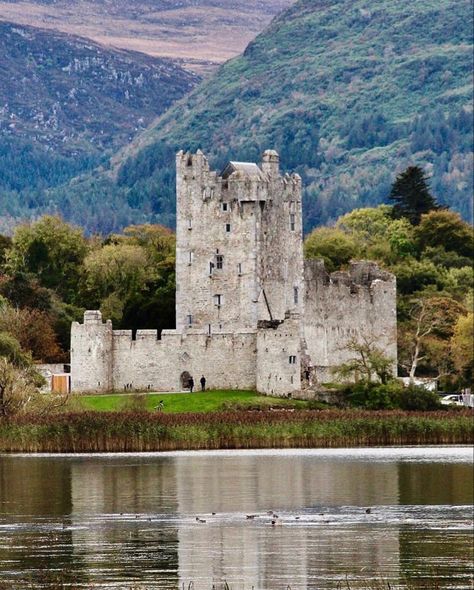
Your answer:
[389,166,439,225]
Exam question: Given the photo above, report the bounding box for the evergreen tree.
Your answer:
[389,166,439,225]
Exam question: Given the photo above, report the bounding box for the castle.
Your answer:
[71,150,397,395]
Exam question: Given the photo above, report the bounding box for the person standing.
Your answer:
[200,375,206,391]
[189,376,194,393]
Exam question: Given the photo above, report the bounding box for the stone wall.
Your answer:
[304,260,397,382]
[71,311,257,392]
[256,314,301,396]
[112,328,257,392]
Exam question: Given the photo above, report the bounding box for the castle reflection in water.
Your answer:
[0,451,472,589]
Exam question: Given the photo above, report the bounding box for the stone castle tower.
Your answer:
[71,150,397,395]
[175,149,304,333]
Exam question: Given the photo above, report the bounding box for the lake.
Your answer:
[0,447,472,589]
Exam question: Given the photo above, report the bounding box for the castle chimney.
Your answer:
[261,149,279,177]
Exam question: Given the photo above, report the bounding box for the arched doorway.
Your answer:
[180,371,191,390]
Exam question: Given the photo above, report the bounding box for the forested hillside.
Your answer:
[0,21,198,233]
[73,0,471,234]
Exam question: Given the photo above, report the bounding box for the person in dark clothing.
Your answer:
[200,375,206,391]
[189,377,194,393]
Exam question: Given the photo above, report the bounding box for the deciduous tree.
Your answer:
[451,312,474,383]
[304,227,359,272]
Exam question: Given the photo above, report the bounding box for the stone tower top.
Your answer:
[261,149,280,177]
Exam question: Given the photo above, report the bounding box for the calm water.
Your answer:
[0,447,472,590]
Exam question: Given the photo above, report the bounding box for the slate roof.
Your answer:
[221,161,264,179]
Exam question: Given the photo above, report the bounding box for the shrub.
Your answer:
[392,384,441,411]
[343,380,441,411]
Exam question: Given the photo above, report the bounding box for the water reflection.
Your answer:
[0,448,472,589]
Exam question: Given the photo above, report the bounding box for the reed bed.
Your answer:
[0,409,472,453]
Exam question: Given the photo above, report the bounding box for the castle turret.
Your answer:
[70,311,113,392]
[261,149,280,178]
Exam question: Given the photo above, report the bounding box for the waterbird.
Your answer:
[246,514,258,519]
[197,518,206,523]
[365,508,372,514]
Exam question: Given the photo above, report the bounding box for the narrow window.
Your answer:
[188,251,193,265]
[188,218,192,230]
[222,202,228,212]
[208,324,211,335]
[289,355,296,364]
[289,213,295,231]
[225,223,231,233]
[209,261,214,276]
[293,286,298,304]
[214,294,222,307]
[216,255,223,269]
[187,315,193,326]
[237,263,242,275]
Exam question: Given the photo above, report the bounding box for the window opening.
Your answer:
[187,315,193,326]
[290,213,295,231]
[216,255,224,269]
[214,294,222,307]
[293,286,298,304]
[222,202,228,212]
[188,218,192,230]
[188,251,193,265]
[225,223,231,233]
[237,263,242,275]
[209,261,214,276]
[289,355,297,364]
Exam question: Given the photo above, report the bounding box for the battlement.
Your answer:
[304,259,395,289]
[176,149,301,206]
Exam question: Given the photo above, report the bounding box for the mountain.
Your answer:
[0,20,198,232]
[96,0,472,233]
[0,0,293,74]
[5,0,473,234]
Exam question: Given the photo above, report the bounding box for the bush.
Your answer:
[393,384,441,411]
[343,381,441,411]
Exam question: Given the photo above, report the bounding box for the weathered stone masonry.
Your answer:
[71,150,397,395]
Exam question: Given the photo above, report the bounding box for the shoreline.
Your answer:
[0,409,472,453]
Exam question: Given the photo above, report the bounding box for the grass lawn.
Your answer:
[68,389,317,413]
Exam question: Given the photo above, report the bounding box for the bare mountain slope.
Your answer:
[0,0,293,74]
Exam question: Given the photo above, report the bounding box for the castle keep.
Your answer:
[71,150,397,395]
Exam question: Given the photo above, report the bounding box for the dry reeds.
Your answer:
[0,409,472,453]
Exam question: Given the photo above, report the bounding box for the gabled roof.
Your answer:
[221,161,264,180]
